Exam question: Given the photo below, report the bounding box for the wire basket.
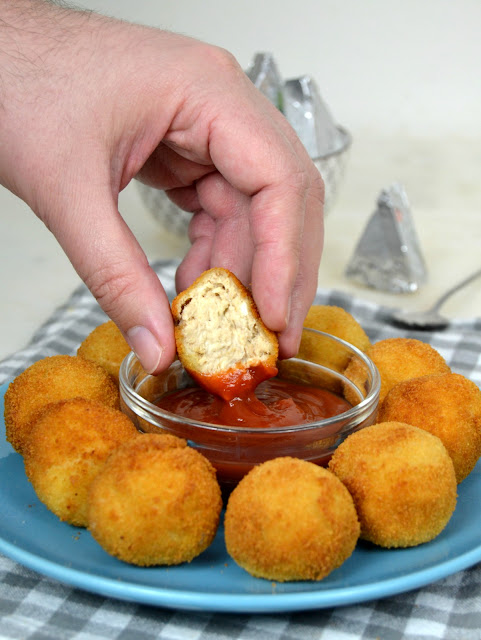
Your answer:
[137,126,351,237]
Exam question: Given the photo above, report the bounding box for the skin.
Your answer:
[0,0,324,373]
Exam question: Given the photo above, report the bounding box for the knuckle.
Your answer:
[207,45,242,75]
[196,43,245,86]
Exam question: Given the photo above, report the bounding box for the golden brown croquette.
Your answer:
[345,337,450,404]
[23,398,139,526]
[77,320,131,384]
[379,373,481,483]
[224,457,360,581]
[4,355,120,454]
[328,422,457,548]
[87,434,222,566]
[298,305,371,373]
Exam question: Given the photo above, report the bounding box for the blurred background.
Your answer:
[77,0,480,139]
[1,0,480,359]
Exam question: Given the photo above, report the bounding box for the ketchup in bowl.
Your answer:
[119,329,381,491]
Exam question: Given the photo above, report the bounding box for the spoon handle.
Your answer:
[431,267,481,313]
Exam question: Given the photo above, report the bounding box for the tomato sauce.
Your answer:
[155,375,353,492]
[189,363,279,402]
[157,377,351,428]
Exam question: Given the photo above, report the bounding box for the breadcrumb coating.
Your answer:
[77,320,131,383]
[345,337,450,405]
[225,457,360,581]
[298,305,371,373]
[329,421,457,547]
[23,397,139,526]
[5,355,120,454]
[88,434,222,566]
[379,373,481,483]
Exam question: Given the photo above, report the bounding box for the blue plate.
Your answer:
[1,381,480,613]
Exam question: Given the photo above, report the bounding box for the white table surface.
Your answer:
[1,130,480,363]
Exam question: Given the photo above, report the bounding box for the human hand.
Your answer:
[0,0,323,373]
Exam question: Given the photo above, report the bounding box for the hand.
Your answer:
[0,0,324,372]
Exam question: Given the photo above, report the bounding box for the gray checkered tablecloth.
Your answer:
[1,259,481,640]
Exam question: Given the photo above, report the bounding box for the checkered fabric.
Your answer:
[1,259,480,640]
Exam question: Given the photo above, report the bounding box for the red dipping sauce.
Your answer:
[156,377,353,490]
[157,377,351,429]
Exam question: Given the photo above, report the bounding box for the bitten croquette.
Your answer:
[224,457,360,581]
[329,422,457,548]
[171,267,278,400]
[87,434,222,566]
[4,355,120,454]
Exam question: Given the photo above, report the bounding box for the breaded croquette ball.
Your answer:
[77,320,131,384]
[329,422,457,548]
[379,373,481,483]
[4,355,120,454]
[88,434,222,566]
[23,398,139,526]
[224,457,360,582]
[298,305,371,372]
[345,337,450,404]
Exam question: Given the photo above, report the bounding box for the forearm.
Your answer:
[0,0,194,204]
[0,1,99,199]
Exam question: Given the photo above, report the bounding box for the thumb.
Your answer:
[44,191,176,374]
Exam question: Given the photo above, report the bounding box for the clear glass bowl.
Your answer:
[119,328,379,491]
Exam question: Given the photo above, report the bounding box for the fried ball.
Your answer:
[328,422,457,548]
[77,320,131,384]
[298,305,371,373]
[23,398,139,526]
[345,337,450,405]
[5,355,120,454]
[379,373,481,483]
[87,434,222,566]
[224,457,360,582]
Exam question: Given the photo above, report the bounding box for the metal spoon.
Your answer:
[390,267,481,330]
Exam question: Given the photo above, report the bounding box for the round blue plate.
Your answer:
[1,381,480,613]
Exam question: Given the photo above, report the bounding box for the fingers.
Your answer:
[175,211,214,293]
[205,86,324,343]
[46,189,177,375]
[137,142,215,191]
[173,172,255,292]
[276,177,325,358]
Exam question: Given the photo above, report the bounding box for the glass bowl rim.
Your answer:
[119,327,380,435]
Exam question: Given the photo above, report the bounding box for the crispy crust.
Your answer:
[87,434,222,566]
[328,422,457,547]
[23,398,139,526]
[77,320,131,383]
[379,373,481,483]
[224,457,360,581]
[344,337,450,405]
[4,355,120,455]
[300,305,371,370]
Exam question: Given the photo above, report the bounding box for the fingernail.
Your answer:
[126,326,163,374]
